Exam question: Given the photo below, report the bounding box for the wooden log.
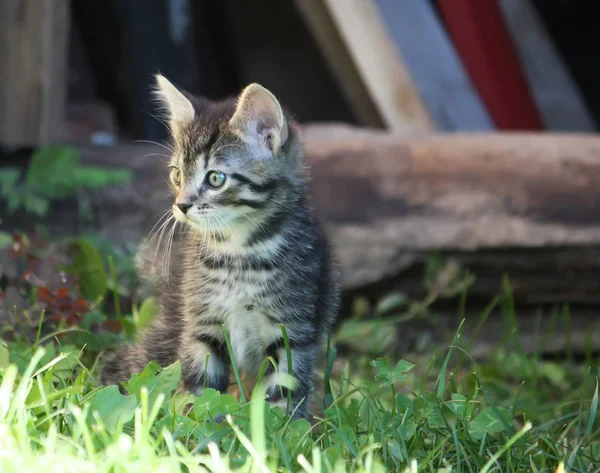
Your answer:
[374,0,494,131]
[0,0,70,149]
[294,0,434,133]
[4,125,600,305]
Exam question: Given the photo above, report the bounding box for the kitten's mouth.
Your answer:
[173,205,214,217]
[172,205,221,228]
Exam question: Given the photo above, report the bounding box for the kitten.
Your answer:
[101,75,341,419]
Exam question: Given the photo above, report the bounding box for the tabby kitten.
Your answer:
[101,75,340,419]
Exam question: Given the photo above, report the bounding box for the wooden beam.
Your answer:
[294,0,434,133]
[0,0,70,149]
[499,0,596,132]
[436,0,543,130]
[374,0,494,131]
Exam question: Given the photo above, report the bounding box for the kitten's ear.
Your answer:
[153,74,195,136]
[229,83,288,158]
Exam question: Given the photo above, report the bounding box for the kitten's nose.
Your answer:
[177,202,193,214]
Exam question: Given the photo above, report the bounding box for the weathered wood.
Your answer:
[294,0,434,133]
[436,0,543,130]
[293,0,383,129]
[0,0,70,148]
[374,0,494,131]
[499,0,596,132]
[4,125,600,307]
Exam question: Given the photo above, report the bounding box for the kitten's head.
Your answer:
[153,74,304,241]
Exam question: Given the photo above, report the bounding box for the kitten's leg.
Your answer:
[180,330,230,396]
[264,341,318,419]
[101,344,149,391]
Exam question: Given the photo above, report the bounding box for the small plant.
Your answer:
[0,146,132,217]
[0,231,133,360]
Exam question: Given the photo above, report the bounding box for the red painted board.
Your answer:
[436,0,543,130]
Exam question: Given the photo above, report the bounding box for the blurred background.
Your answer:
[2,0,600,366]
[4,0,600,145]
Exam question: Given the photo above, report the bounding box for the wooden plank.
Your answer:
[374,0,494,131]
[0,0,70,149]
[293,0,384,129]
[498,0,596,132]
[437,0,543,130]
[294,0,434,133]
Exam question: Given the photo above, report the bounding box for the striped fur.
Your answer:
[101,77,340,419]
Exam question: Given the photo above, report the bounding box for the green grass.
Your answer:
[1,234,599,472]
[1,312,599,473]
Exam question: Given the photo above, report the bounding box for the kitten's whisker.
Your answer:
[210,218,219,262]
[199,218,209,268]
[144,109,172,135]
[245,213,269,242]
[210,142,243,157]
[213,215,232,267]
[147,213,173,253]
[142,210,172,249]
[164,219,178,286]
[152,215,174,274]
[141,153,170,159]
[162,221,171,281]
[215,214,240,267]
[134,139,174,153]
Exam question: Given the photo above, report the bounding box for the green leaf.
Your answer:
[123,361,181,411]
[86,385,137,432]
[73,167,132,189]
[26,146,80,198]
[156,414,202,441]
[446,393,475,420]
[370,358,415,387]
[468,406,513,440]
[537,362,568,390]
[22,193,49,216]
[388,441,405,461]
[371,358,393,387]
[398,419,416,441]
[424,253,446,287]
[585,378,598,439]
[193,388,221,419]
[0,232,11,249]
[66,239,108,302]
[6,192,22,213]
[136,297,158,331]
[335,320,396,355]
[0,339,9,369]
[193,388,240,419]
[283,418,313,455]
[375,292,408,315]
[396,393,413,414]
[0,168,20,195]
[219,393,239,414]
[391,360,415,382]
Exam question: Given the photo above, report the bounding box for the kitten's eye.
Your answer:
[206,171,226,189]
[170,167,181,187]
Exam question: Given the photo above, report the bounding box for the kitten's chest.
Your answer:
[201,267,277,314]
[202,282,282,370]
[186,237,288,317]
